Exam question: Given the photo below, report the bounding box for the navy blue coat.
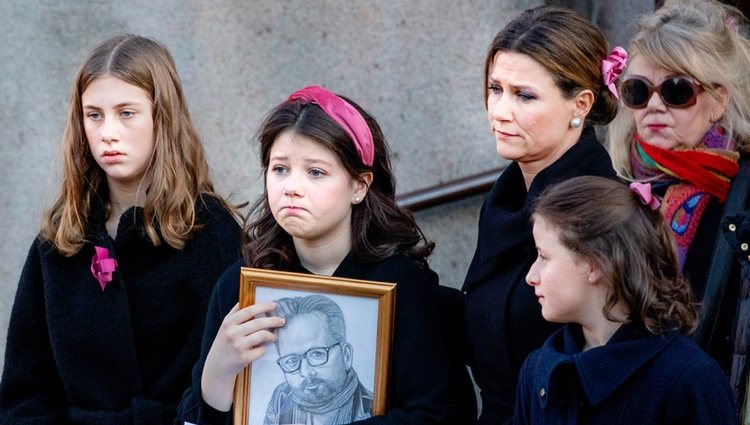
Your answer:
[513,323,736,425]
[463,127,617,424]
[177,253,475,425]
[0,195,242,424]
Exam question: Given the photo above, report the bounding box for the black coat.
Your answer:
[659,189,739,372]
[679,156,750,414]
[0,195,242,424]
[463,127,617,425]
[723,204,750,415]
[177,253,475,425]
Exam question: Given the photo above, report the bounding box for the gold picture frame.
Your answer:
[233,267,397,425]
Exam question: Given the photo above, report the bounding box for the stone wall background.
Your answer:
[0,0,653,409]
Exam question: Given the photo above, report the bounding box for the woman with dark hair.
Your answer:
[463,6,626,423]
[177,86,471,424]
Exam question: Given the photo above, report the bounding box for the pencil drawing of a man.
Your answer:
[264,294,373,425]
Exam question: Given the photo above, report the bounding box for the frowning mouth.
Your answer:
[282,205,305,213]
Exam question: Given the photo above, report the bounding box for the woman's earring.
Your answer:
[353,197,361,204]
[570,117,582,128]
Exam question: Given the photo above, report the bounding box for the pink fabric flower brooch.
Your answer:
[91,246,117,291]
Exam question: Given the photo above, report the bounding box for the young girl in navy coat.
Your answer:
[515,176,736,424]
[177,86,472,424]
[0,35,243,424]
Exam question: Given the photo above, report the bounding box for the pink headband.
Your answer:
[288,85,374,166]
[602,46,628,99]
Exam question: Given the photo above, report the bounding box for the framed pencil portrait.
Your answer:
[233,267,397,425]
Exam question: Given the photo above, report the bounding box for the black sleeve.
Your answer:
[0,240,69,424]
[351,260,456,425]
[175,261,242,425]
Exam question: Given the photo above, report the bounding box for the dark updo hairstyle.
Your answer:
[484,6,618,126]
[243,93,434,270]
[533,176,698,335]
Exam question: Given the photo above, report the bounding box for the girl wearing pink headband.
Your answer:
[177,86,474,424]
[287,85,375,166]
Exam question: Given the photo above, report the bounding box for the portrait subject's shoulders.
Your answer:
[263,381,292,425]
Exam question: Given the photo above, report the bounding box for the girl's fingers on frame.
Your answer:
[241,329,278,351]
[242,345,270,364]
[242,301,278,318]
[228,301,277,324]
[240,315,285,337]
[221,303,242,325]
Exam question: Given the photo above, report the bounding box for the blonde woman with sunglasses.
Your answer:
[607,1,750,421]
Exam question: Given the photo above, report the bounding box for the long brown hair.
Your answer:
[41,34,230,255]
[533,176,698,334]
[484,5,618,126]
[244,94,433,270]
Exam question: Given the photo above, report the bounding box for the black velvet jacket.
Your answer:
[177,253,475,425]
[463,127,617,425]
[0,195,242,424]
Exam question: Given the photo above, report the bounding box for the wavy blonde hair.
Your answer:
[41,34,226,255]
[608,0,750,178]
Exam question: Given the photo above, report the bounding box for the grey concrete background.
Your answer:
[0,0,652,391]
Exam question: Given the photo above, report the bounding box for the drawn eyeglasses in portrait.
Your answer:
[234,268,396,425]
[276,342,341,373]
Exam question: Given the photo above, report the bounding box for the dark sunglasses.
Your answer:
[620,76,703,109]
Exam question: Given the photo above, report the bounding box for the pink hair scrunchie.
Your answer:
[630,181,661,211]
[288,85,374,166]
[602,46,628,99]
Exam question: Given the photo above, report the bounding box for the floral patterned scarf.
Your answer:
[630,125,740,269]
